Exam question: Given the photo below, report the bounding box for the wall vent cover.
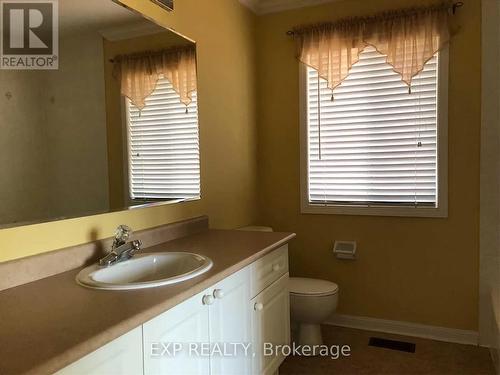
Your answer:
[150,0,173,11]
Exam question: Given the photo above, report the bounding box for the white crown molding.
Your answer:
[239,0,339,15]
[326,313,479,346]
[99,21,165,41]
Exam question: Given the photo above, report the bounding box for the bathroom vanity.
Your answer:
[0,217,295,375]
[58,245,289,375]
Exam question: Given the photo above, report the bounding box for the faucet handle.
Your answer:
[131,239,142,251]
[112,225,132,249]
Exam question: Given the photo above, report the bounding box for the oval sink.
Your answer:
[76,252,213,290]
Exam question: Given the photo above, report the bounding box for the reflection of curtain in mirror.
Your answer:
[113,45,197,110]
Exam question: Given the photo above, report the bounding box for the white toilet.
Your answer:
[238,225,339,346]
[289,277,338,346]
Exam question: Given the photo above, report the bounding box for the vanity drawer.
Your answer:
[251,244,288,298]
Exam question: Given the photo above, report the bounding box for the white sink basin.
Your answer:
[76,252,213,290]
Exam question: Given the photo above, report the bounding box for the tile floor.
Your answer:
[279,325,496,375]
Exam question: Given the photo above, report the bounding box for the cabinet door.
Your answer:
[252,273,290,375]
[209,266,252,375]
[250,245,288,298]
[56,327,143,375]
[143,290,210,375]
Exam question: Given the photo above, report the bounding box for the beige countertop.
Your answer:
[0,229,295,375]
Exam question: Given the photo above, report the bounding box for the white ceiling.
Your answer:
[239,0,339,15]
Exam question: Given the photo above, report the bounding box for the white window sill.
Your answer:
[301,203,448,218]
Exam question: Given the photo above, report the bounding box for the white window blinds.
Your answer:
[126,76,200,201]
[306,46,439,207]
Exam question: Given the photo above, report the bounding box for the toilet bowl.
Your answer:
[238,225,339,346]
[289,277,338,346]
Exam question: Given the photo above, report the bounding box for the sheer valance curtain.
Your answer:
[292,4,451,95]
[113,45,197,110]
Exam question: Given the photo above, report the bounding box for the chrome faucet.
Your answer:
[99,225,142,267]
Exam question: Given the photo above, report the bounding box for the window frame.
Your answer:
[299,46,449,218]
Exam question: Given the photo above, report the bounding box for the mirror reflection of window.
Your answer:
[0,0,201,229]
[125,76,200,203]
[104,31,200,210]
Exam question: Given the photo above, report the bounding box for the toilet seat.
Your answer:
[289,277,339,297]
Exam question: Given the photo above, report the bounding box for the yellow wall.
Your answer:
[0,0,258,262]
[256,0,481,330]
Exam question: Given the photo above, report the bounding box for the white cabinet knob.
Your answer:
[202,295,214,305]
[272,263,280,272]
[254,302,264,311]
[213,289,224,299]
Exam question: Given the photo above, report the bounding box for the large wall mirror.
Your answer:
[0,0,200,228]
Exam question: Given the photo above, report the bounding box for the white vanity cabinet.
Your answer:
[143,267,252,375]
[251,274,290,375]
[142,289,211,375]
[208,266,253,375]
[56,327,143,375]
[57,245,290,375]
[250,245,290,375]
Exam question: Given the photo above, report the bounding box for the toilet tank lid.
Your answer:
[289,277,339,296]
[237,226,273,232]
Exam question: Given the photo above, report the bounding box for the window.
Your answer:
[300,46,448,217]
[125,76,200,202]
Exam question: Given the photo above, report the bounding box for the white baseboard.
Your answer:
[325,313,479,346]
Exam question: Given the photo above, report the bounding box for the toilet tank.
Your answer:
[237,226,273,232]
